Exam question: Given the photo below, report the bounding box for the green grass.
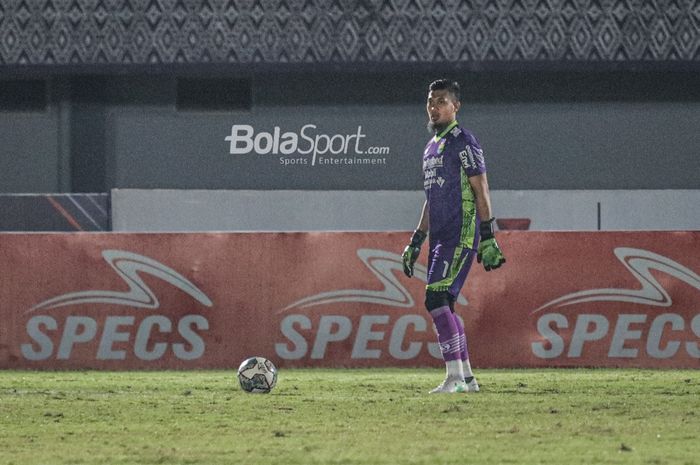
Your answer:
[0,369,698,465]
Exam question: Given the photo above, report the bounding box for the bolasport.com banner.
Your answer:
[0,232,699,369]
[225,124,391,167]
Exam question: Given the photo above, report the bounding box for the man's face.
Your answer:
[426,89,460,130]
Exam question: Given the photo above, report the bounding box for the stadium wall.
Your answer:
[1,231,699,369]
[1,0,699,194]
[111,189,700,232]
[0,93,65,192]
[2,73,700,193]
[105,88,700,191]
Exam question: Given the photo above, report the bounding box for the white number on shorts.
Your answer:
[442,260,450,278]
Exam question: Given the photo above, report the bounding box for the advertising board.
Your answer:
[1,232,698,369]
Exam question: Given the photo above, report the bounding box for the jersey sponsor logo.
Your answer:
[423,163,445,189]
[423,155,443,171]
[471,146,484,165]
[450,127,461,137]
[22,250,213,362]
[531,248,700,361]
[459,145,484,171]
[459,150,470,170]
[424,177,445,190]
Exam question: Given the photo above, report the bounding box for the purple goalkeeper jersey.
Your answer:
[423,120,486,249]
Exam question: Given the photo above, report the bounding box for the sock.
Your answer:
[430,305,464,379]
[462,359,474,381]
[453,314,474,379]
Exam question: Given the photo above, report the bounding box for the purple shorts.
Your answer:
[426,241,476,297]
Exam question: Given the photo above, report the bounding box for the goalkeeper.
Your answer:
[402,79,506,394]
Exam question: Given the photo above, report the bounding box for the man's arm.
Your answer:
[417,200,430,233]
[468,173,506,271]
[402,201,429,277]
[467,173,492,221]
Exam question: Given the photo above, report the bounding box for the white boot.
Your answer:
[429,376,468,394]
[464,376,480,392]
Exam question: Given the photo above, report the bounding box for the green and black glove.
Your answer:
[402,229,427,277]
[477,218,506,271]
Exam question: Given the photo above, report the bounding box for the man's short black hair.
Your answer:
[428,79,460,102]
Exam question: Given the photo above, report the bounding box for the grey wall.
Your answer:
[112,189,700,232]
[107,104,424,190]
[105,72,700,191]
[466,102,700,190]
[112,189,425,232]
[2,72,700,193]
[106,100,700,190]
[0,108,64,193]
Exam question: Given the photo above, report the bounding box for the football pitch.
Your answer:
[1,369,698,465]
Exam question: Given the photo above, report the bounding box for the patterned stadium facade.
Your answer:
[0,0,699,70]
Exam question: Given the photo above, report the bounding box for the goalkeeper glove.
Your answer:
[477,218,506,271]
[402,229,427,277]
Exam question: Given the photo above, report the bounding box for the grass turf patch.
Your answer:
[0,369,698,464]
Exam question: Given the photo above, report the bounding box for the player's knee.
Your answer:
[425,290,452,312]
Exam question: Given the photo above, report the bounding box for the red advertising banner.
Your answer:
[1,232,699,369]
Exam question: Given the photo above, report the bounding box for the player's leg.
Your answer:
[446,250,480,392]
[450,301,479,392]
[425,242,467,393]
[425,290,467,393]
[448,295,471,376]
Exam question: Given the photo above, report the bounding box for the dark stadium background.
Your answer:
[1,0,699,196]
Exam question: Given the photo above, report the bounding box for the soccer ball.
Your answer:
[237,356,278,393]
